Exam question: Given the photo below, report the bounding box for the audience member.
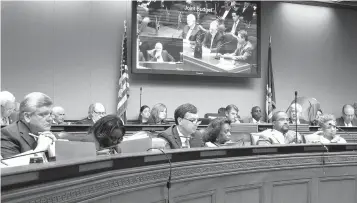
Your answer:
[202,117,232,147]
[77,103,106,125]
[306,114,347,143]
[245,106,264,123]
[138,105,150,124]
[52,106,67,125]
[238,2,254,25]
[336,104,357,126]
[225,104,240,123]
[147,103,168,124]
[221,30,253,63]
[157,103,204,149]
[0,91,16,125]
[227,11,245,36]
[217,0,234,20]
[255,111,303,145]
[202,20,223,53]
[311,109,323,126]
[287,103,309,124]
[1,92,57,158]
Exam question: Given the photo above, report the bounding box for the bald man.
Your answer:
[76,103,106,125]
[336,104,357,126]
[52,106,67,125]
[148,42,175,62]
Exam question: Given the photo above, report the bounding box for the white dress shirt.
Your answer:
[230,20,240,34]
[344,122,353,127]
[185,27,194,40]
[177,126,190,148]
[222,9,231,19]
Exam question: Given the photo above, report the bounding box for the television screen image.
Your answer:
[132,0,260,77]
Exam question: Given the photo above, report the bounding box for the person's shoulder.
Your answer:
[158,125,175,136]
[1,121,20,136]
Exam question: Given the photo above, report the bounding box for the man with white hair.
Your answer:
[336,104,357,126]
[1,92,57,158]
[52,106,67,125]
[181,14,201,43]
[76,103,106,125]
[287,103,309,124]
[202,20,223,53]
[148,42,175,62]
[0,91,16,125]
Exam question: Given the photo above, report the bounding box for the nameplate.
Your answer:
[79,160,113,172]
[200,150,226,157]
[252,148,278,154]
[144,154,172,162]
[2,172,39,186]
[304,146,326,152]
[346,145,357,150]
[142,127,165,131]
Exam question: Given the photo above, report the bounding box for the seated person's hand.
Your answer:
[330,135,341,143]
[35,132,57,152]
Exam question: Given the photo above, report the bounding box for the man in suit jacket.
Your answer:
[226,11,246,36]
[181,14,202,42]
[0,91,16,126]
[221,30,253,63]
[335,104,357,126]
[1,92,56,158]
[157,103,204,149]
[238,2,254,23]
[147,42,175,62]
[245,106,265,124]
[202,21,224,53]
[76,103,106,125]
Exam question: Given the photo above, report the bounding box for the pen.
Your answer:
[29,133,39,139]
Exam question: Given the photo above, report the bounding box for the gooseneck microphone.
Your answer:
[140,87,143,109]
[295,91,298,143]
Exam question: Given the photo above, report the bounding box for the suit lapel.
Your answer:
[17,121,37,149]
[172,126,182,147]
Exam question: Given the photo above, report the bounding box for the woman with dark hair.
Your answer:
[88,115,126,154]
[138,105,150,124]
[147,103,168,124]
[201,117,232,147]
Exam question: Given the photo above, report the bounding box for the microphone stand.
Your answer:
[329,124,351,141]
[295,91,298,143]
[140,87,142,109]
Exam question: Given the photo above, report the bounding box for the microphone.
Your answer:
[329,123,351,141]
[140,87,143,109]
[147,148,172,203]
[214,40,234,59]
[294,91,298,143]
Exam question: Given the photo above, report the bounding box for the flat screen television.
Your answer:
[131,0,261,78]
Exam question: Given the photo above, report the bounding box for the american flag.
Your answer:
[117,20,130,122]
[266,36,276,123]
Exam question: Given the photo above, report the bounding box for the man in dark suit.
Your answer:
[157,103,204,149]
[76,103,106,125]
[0,91,16,126]
[147,42,175,62]
[245,106,265,124]
[336,104,357,126]
[217,0,234,20]
[227,11,246,36]
[238,2,254,24]
[181,14,202,43]
[1,92,57,158]
[202,20,224,53]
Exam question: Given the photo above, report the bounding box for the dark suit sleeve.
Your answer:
[1,128,21,158]
[165,51,175,62]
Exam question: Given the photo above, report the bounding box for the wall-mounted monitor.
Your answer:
[132,1,261,78]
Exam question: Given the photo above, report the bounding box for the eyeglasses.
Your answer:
[182,118,201,125]
[93,110,106,116]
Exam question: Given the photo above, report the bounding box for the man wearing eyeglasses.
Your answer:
[157,103,204,149]
[253,111,303,145]
[336,104,357,127]
[76,103,106,125]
